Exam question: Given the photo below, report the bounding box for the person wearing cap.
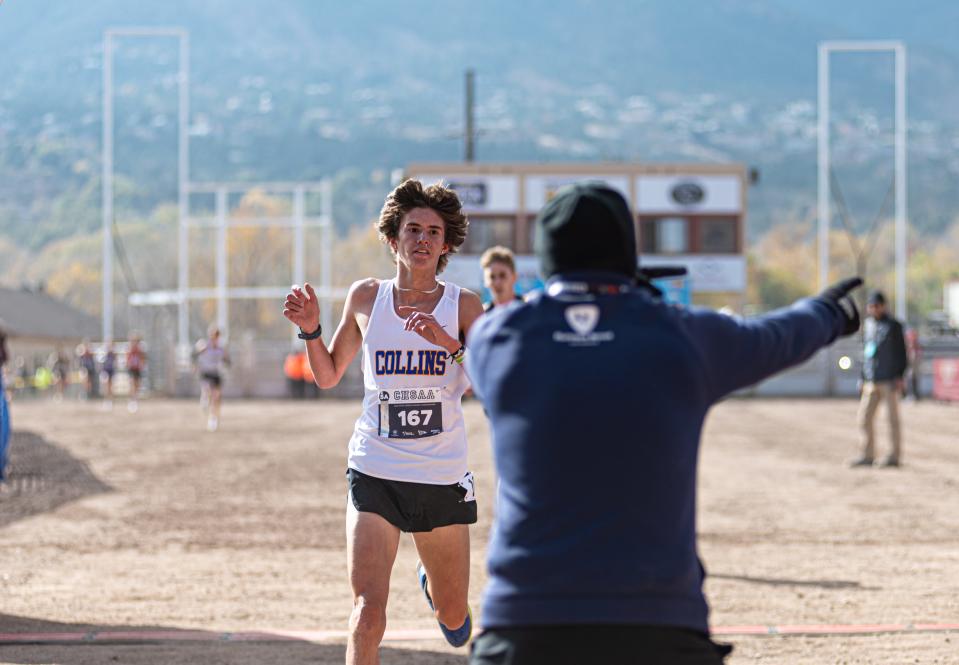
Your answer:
[466,183,864,665]
[480,246,522,312]
[852,290,908,468]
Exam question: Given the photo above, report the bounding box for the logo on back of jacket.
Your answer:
[375,349,448,376]
[553,304,615,346]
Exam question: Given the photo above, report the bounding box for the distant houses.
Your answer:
[0,286,100,378]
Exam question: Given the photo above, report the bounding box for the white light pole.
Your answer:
[102,27,189,343]
[178,32,191,353]
[320,178,334,340]
[817,42,830,298]
[102,32,114,342]
[817,41,908,321]
[894,42,907,323]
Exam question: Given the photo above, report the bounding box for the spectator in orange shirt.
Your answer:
[284,347,305,399]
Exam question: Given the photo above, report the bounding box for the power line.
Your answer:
[111,216,139,294]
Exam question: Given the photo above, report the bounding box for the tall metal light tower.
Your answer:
[817,41,907,321]
[102,27,189,343]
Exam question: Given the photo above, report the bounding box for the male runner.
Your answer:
[283,179,484,665]
[193,325,230,431]
[480,246,521,312]
[467,184,863,664]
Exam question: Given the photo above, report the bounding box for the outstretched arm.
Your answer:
[692,278,862,400]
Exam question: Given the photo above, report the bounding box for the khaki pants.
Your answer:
[857,380,902,462]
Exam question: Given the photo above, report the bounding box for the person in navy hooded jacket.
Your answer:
[467,183,862,665]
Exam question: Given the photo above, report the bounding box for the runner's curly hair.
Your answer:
[376,179,469,274]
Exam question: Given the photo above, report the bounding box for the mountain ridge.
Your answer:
[1,0,958,250]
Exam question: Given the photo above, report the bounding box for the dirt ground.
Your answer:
[1,396,957,664]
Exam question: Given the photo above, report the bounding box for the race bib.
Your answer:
[378,387,443,439]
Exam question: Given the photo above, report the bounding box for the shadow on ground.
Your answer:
[712,572,880,591]
[0,431,113,528]
[0,615,467,665]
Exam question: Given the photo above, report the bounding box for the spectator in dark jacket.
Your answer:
[466,184,863,665]
[852,290,908,468]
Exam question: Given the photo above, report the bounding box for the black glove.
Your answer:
[818,277,863,336]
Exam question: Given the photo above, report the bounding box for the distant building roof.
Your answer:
[0,287,100,342]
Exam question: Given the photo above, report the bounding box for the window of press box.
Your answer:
[640,217,689,254]
[698,217,739,253]
[462,217,515,254]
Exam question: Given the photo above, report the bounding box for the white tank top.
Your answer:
[348,279,470,484]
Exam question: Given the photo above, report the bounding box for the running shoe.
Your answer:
[416,561,472,647]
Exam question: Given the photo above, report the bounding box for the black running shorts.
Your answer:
[201,371,222,388]
[347,467,477,533]
[470,625,732,665]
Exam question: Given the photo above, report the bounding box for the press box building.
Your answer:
[404,162,749,307]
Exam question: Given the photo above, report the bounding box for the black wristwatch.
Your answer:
[297,323,323,340]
